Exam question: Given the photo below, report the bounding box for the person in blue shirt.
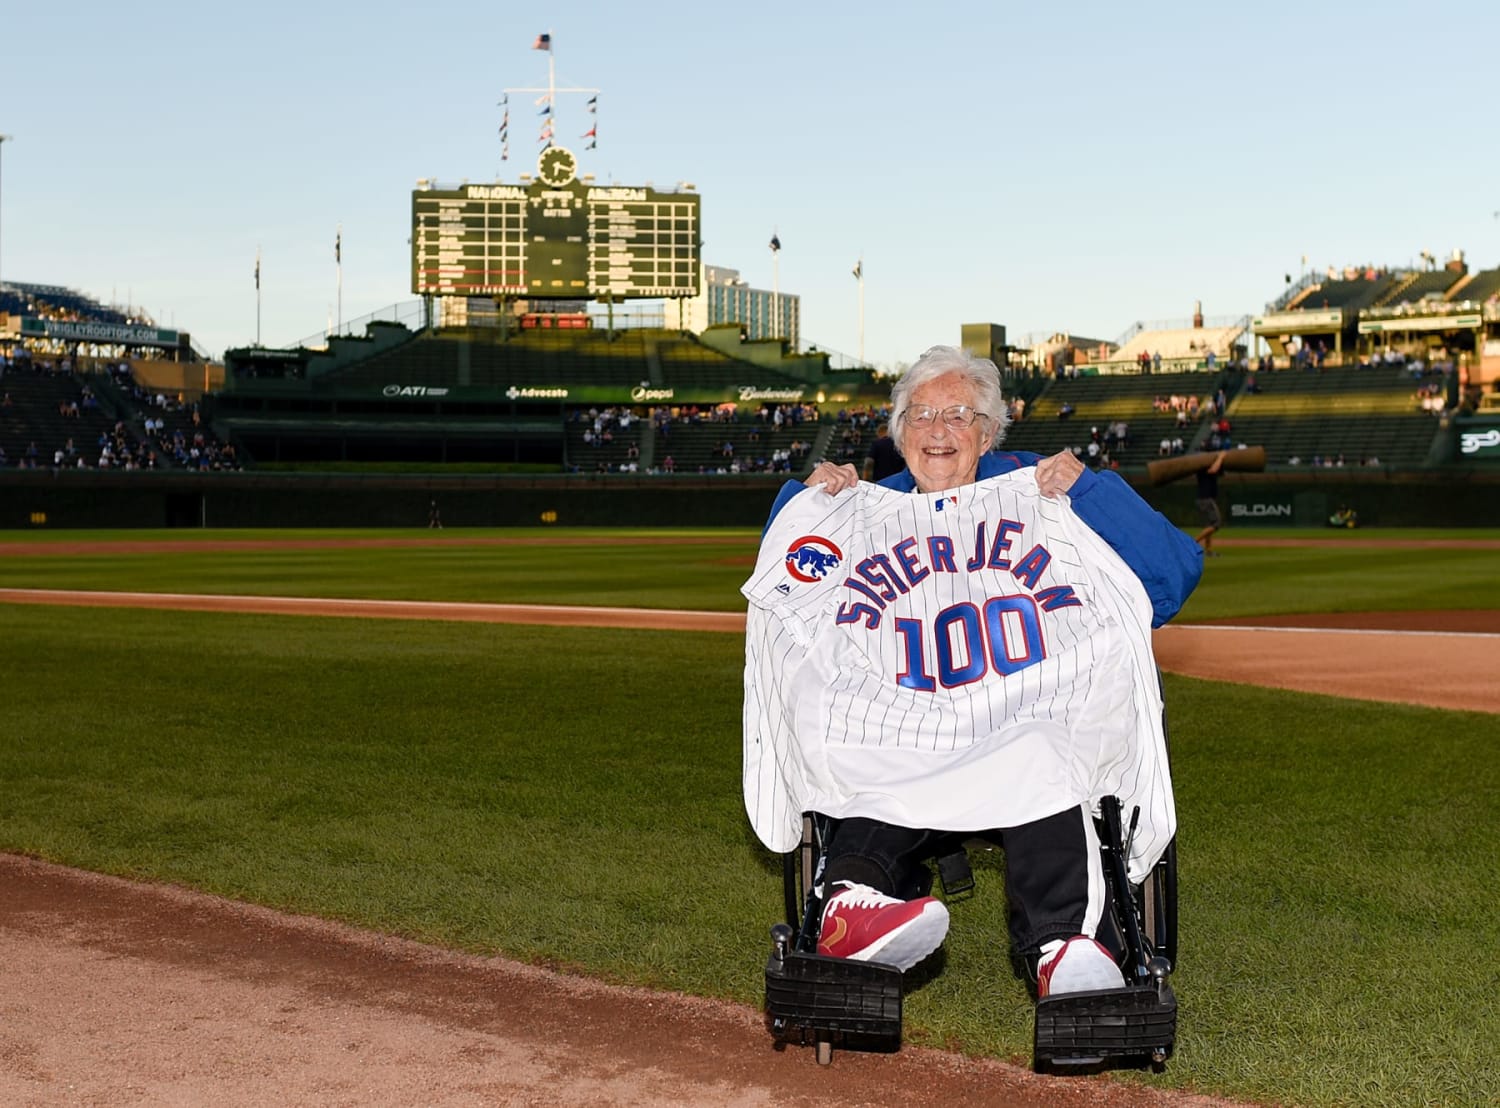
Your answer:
[761,344,1202,995]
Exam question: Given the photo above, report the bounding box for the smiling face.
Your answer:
[900,372,992,493]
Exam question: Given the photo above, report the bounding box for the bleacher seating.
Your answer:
[1290,274,1399,313]
[0,359,133,468]
[652,407,822,476]
[1224,363,1441,467]
[652,334,807,389]
[562,408,647,473]
[1373,270,1461,308]
[1000,370,1234,468]
[0,286,31,317]
[0,281,131,324]
[1449,267,1500,304]
[316,327,808,392]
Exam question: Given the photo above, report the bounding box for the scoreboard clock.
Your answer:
[411,148,701,300]
[537,146,578,187]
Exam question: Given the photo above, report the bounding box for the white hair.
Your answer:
[889,345,1011,456]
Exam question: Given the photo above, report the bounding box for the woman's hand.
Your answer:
[805,461,860,495]
[1034,449,1085,498]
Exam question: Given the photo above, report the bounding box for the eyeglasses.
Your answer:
[902,404,986,430]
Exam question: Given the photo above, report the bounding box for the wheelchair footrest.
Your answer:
[1033,981,1176,1069]
[765,949,902,1046]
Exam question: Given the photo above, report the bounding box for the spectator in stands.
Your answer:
[1194,451,1227,556]
[1151,351,1162,373]
[1057,402,1075,421]
[862,423,903,482]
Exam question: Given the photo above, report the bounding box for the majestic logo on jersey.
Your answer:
[784,535,844,582]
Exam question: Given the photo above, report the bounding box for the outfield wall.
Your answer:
[0,470,1495,530]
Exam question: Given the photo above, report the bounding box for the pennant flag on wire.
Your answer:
[587,95,597,113]
[533,33,551,51]
[852,259,862,279]
[769,233,781,253]
[534,93,552,106]
[254,249,260,291]
[539,104,552,116]
[581,125,596,139]
[335,228,341,265]
[587,140,596,150]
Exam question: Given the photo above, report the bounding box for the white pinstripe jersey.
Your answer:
[742,471,1175,881]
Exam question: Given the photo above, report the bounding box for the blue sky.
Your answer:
[3,1,1496,366]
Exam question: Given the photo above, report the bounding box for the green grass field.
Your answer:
[3,526,1498,619]
[1,527,1497,1106]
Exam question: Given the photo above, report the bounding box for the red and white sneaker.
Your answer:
[817,881,949,971]
[1036,936,1125,997]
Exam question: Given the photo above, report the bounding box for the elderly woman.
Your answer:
[744,344,1202,997]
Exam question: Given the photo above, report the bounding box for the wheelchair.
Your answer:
[763,795,1178,1072]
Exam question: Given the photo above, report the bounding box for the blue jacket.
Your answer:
[764,451,1202,627]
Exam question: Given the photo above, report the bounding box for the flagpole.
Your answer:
[548,31,556,132]
[856,255,865,366]
[0,134,12,294]
[770,230,780,342]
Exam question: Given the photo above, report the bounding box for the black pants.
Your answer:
[821,805,1121,966]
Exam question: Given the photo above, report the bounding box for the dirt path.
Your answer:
[2,574,1495,1106]
[0,855,1252,1108]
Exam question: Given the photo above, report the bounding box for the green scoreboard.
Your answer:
[411,146,701,300]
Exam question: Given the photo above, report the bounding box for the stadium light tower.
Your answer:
[0,133,11,290]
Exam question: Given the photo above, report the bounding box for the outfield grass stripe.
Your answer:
[0,588,749,630]
[1182,622,1500,639]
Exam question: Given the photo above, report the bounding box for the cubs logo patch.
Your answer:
[784,534,843,582]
